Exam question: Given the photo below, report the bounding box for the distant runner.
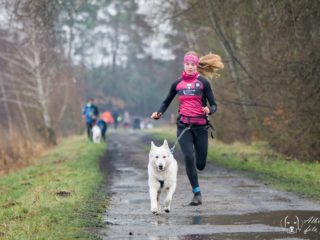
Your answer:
[82,98,99,141]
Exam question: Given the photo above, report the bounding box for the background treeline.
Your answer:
[0,0,82,171]
[0,0,319,172]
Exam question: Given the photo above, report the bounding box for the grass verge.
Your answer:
[147,126,320,201]
[0,135,107,240]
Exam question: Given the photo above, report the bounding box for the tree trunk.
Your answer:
[6,60,34,140]
[205,0,260,137]
[15,87,33,141]
[32,34,56,145]
[0,77,13,137]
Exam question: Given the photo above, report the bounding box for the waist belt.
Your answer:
[177,114,216,139]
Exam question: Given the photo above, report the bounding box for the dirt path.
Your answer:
[98,131,320,240]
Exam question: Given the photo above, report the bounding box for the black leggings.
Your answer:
[177,124,208,190]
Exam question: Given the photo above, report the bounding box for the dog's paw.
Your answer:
[164,199,171,213]
[151,210,160,215]
[151,207,160,215]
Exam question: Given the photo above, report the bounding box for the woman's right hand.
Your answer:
[151,112,162,120]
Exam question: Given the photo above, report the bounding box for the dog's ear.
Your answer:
[151,141,156,149]
[163,139,169,148]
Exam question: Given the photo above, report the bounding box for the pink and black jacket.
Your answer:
[157,74,217,125]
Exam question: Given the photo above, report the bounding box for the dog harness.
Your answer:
[158,180,164,188]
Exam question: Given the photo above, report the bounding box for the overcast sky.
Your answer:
[0,0,176,67]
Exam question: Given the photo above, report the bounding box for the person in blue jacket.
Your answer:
[97,119,107,141]
[82,98,99,140]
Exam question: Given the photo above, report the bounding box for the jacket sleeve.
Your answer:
[94,106,99,116]
[157,80,179,114]
[203,79,217,114]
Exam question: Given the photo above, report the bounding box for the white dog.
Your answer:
[92,125,101,144]
[148,140,178,214]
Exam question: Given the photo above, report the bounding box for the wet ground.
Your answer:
[98,131,320,240]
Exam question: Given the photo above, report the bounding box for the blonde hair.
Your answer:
[198,53,224,79]
[184,51,224,79]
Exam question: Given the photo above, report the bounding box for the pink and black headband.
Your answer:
[184,54,199,66]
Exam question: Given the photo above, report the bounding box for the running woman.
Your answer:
[151,51,224,205]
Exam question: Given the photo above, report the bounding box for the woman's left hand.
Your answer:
[202,106,210,115]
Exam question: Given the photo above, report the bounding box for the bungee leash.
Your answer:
[170,125,191,154]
